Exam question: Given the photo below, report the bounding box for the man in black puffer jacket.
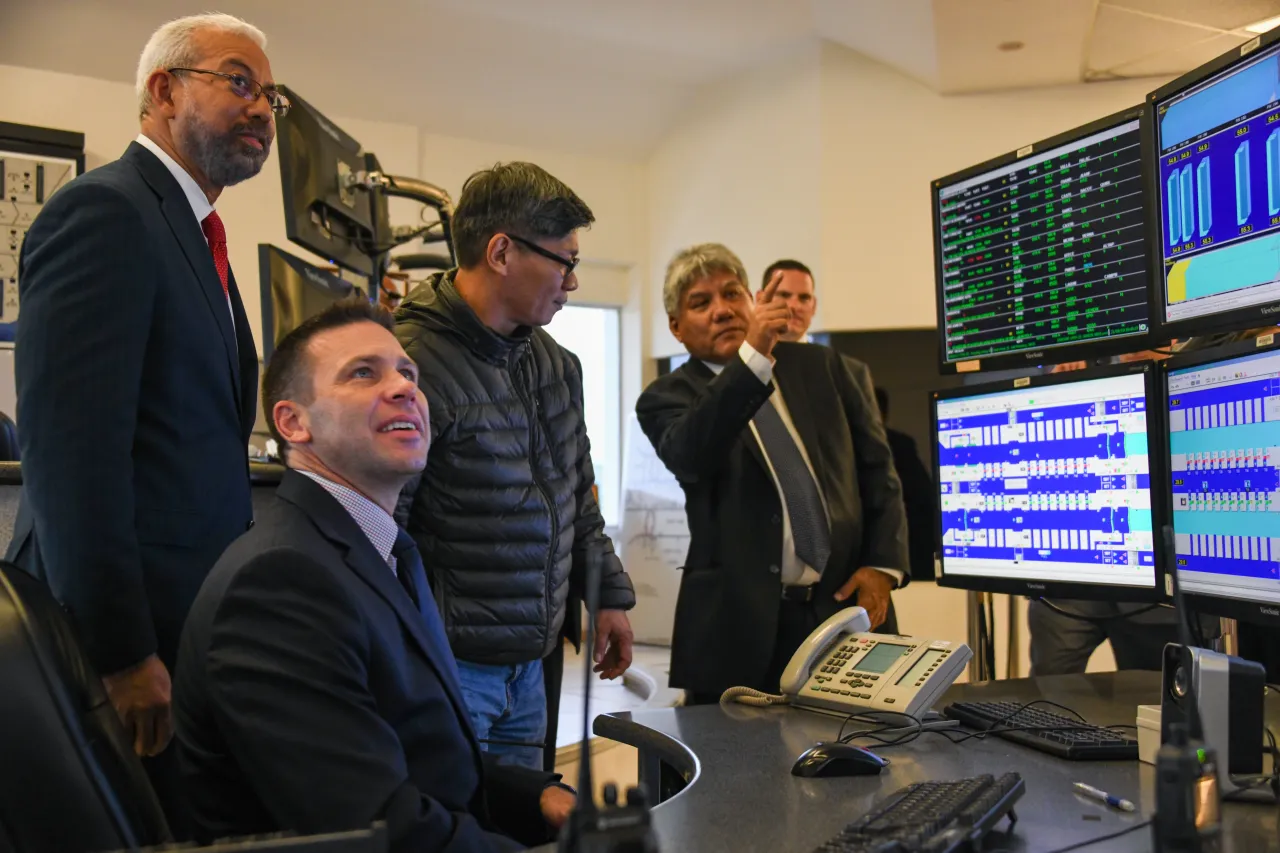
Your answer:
[395,162,635,771]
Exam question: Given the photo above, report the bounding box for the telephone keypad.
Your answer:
[808,638,966,708]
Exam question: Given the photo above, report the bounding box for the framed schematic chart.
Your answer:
[1,122,85,341]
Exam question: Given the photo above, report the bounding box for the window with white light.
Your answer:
[545,304,622,527]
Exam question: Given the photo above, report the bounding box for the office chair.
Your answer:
[0,562,172,853]
[0,412,18,462]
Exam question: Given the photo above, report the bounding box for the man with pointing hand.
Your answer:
[637,244,909,704]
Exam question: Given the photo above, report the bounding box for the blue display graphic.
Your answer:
[1168,349,1280,590]
[1158,106,1280,254]
[1156,45,1280,318]
[936,373,1155,587]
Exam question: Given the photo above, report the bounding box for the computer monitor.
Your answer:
[276,85,375,277]
[931,106,1153,373]
[1149,29,1280,337]
[931,363,1165,600]
[258,244,362,362]
[1165,338,1280,627]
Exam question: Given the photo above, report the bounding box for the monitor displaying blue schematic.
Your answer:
[1153,36,1280,330]
[933,369,1161,599]
[932,108,1152,371]
[1166,345,1280,623]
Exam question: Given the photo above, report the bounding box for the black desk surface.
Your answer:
[0,460,285,486]
[583,672,1278,853]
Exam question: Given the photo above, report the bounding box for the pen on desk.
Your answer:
[1073,782,1136,812]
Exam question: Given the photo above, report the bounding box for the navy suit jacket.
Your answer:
[175,472,553,852]
[6,141,257,674]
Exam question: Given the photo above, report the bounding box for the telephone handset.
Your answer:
[779,607,973,719]
[779,607,872,694]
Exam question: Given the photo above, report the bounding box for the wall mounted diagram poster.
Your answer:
[618,414,689,645]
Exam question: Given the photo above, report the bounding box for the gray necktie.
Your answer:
[753,398,831,573]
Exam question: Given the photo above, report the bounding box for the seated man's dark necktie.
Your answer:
[753,397,832,573]
[391,530,428,610]
[391,530,464,685]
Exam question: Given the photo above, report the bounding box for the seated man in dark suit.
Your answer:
[174,299,574,851]
[636,244,909,705]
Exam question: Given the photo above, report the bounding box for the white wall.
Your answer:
[419,131,646,273]
[0,63,421,357]
[818,43,1164,332]
[647,45,824,358]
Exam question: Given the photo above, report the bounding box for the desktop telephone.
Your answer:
[727,607,972,719]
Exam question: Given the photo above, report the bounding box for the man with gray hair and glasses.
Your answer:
[6,12,281,820]
[636,243,909,704]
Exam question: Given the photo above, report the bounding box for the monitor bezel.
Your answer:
[1146,27,1280,341]
[930,360,1168,602]
[930,104,1156,375]
[1160,333,1280,627]
[257,243,360,362]
[275,84,375,278]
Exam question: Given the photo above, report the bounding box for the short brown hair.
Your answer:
[761,258,813,289]
[261,296,395,452]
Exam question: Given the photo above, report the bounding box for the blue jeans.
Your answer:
[455,657,547,769]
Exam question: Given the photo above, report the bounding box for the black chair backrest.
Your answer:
[0,563,171,852]
[0,464,21,557]
[0,413,18,462]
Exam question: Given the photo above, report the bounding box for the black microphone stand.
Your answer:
[556,559,659,853]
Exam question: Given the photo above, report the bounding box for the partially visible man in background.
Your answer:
[874,387,938,582]
[6,13,277,821]
[760,258,878,404]
[395,163,635,770]
[760,259,938,581]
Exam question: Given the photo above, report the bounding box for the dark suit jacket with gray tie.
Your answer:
[6,141,258,675]
[175,471,555,852]
[636,341,910,696]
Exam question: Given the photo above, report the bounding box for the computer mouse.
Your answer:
[791,742,888,777]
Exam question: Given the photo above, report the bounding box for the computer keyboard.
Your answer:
[813,772,1023,853]
[943,700,1138,761]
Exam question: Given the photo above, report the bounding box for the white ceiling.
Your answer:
[2,0,1278,159]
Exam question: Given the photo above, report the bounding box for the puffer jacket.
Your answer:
[394,271,635,664]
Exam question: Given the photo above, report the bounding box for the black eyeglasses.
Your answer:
[506,233,579,280]
[167,67,291,117]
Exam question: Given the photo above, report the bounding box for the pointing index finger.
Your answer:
[761,269,784,303]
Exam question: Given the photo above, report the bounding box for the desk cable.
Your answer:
[1222,725,1279,803]
[1039,820,1153,853]
[727,691,1279,796]
[722,693,1141,748]
[718,686,791,707]
[831,700,1132,749]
